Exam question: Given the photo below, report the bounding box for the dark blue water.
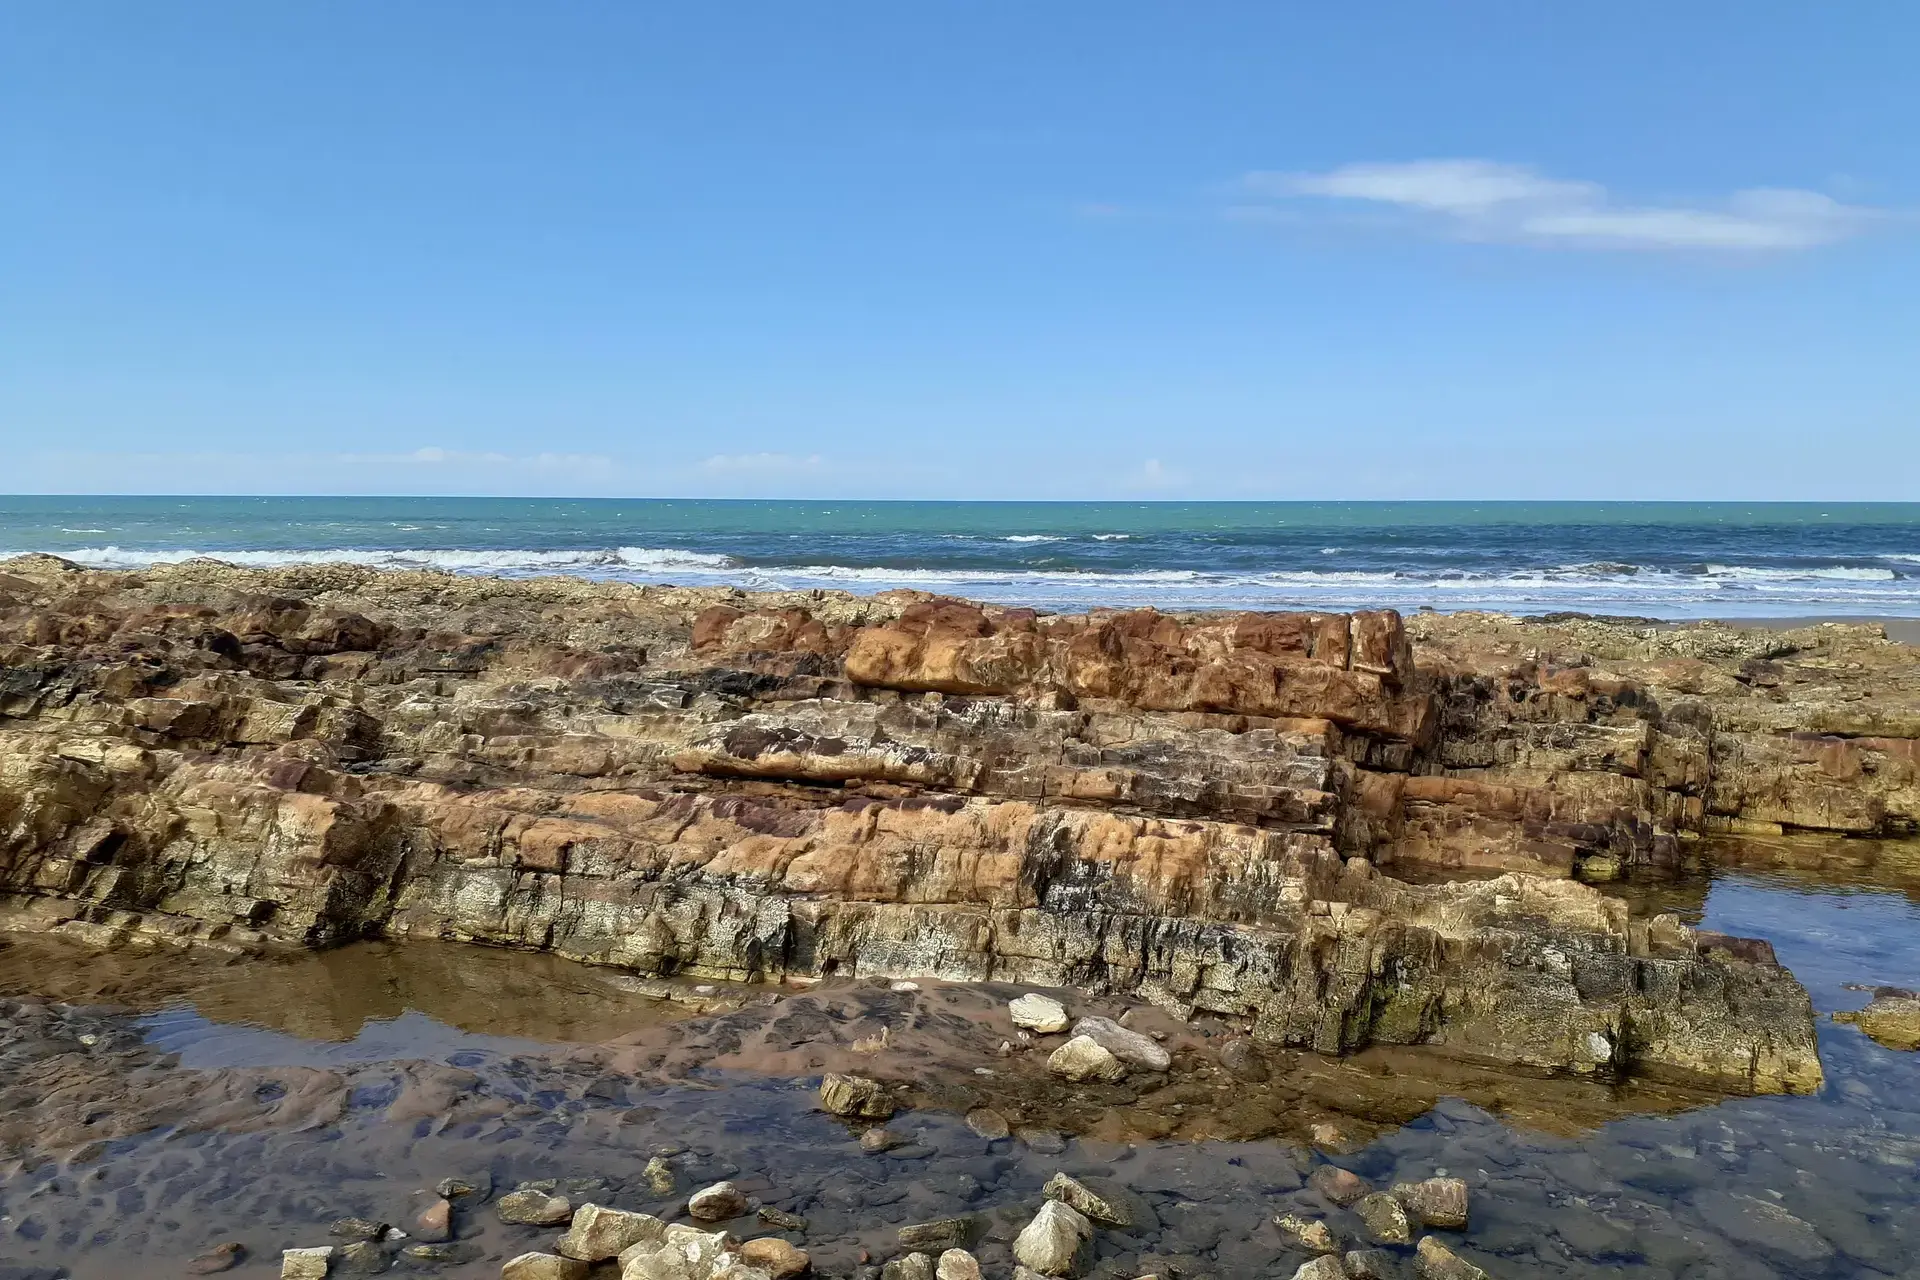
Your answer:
[3,496,1918,617]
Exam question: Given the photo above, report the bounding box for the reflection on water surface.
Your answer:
[0,863,1917,1279]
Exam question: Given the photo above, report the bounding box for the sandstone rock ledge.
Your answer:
[0,557,1836,1093]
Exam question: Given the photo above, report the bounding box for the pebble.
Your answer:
[403,1244,472,1264]
[1272,1212,1339,1253]
[820,1073,897,1119]
[740,1236,811,1279]
[557,1204,665,1261]
[1352,1193,1413,1245]
[862,1127,906,1153]
[882,1254,936,1280]
[497,1189,575,1227]
[329,1218,387,1242]
[1070,1016,1170,1072]
[1392,1177,1469,1229]
[502,1254,590,1280]
[897,1216,981,1251]
[1217,1038,1269,1082]
[935,1249,981,1280]
[1308,1165,1370,1206]
[890,981,921,992]
[412,1197,453,1243]
[687,1180,750,1222]
[436,1176,486,1200]
[280,1247,333,1280]
[184,1242,244,1275]
[964,1107,1010,1140]
[1009,993,1070,1034]
[1342,1248,1397,1280]
[640,1155,677,1196]
[1046,1035,1127,1083]
[1013,1200,1094,1277]
[1042,1173,1139,1230]
[1415,1236,1489,1280]
[1016,1128,1067,1155]
[333,1242,387,1276]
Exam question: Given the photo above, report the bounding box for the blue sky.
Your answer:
[2,3,1915,500]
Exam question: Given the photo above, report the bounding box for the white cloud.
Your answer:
[700,452,824,473]
[1241,159,1884,251]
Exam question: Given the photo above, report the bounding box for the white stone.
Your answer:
[1013,1200,1093,1277]
[687,1180,749,1222]
[1071,1016,1170,1072]
[1289,1257,1345,1280]
[557,1204,666,1261]
[1009,993,1070,1033]
[936,1249,982,1280]
[620,1224,732,1280]
[1046,1035,1126,1083]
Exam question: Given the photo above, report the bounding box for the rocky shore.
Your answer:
[10,555,1914,1096]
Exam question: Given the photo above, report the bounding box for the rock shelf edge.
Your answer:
[0,557,1852,1095]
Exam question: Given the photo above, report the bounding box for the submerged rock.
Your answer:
[1309,1166,1370,1206]
[1392,1177,1469,1229]
[964,1107,1010,1139]
[820,1073,896,1119]
[411,1197,452,1243]
[1414,1236,1488,1279]
[1273,1213,1340,1253]
[186,1243,246,1275]
[897,1216,980,1252]
[1353,1193,1413,1245]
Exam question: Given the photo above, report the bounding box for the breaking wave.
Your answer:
[12,544,1918,617]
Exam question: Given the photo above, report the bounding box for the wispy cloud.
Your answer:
[700,452,824,474]
[1237,159,1885,251]
[342,446,613,470]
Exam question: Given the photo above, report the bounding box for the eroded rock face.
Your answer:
[0,559,1846,1093]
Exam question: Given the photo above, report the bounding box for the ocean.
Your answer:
[3,496,1918,619]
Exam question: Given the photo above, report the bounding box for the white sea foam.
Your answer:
[33,546,737,573]
[1002,535,1064,543]
[8,544,1917,620]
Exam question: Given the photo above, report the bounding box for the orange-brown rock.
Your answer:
[0,557,1877,1097]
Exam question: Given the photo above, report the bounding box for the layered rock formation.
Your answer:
[0,554,1881,1095]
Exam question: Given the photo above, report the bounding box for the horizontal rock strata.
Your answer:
[0,555,1863,1094]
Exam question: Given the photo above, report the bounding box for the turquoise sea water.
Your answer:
[2,496,1918,617]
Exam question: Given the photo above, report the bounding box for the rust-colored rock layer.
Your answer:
[1,554,1883,1096]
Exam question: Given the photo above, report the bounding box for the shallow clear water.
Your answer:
[2,869,1918,1278]
[3,496,1919,617]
